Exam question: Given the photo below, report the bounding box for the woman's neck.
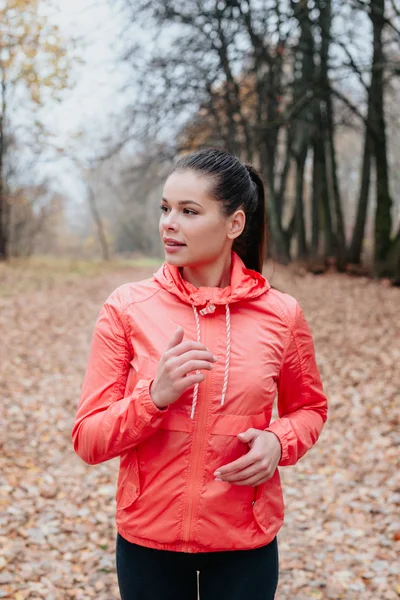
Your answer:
[181,253,232,289]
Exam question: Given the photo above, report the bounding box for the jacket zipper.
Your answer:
[182,314,213,548]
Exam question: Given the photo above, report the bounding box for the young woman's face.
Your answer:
[159,170,236,268]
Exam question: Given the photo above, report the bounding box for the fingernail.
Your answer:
[214,471,221,476]
[213,355,218,362]
[215,477,222,482]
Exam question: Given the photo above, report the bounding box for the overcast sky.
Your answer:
[52,0,125,136]
[39,0,129,210]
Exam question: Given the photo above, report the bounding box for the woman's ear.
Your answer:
[227,209,246,240]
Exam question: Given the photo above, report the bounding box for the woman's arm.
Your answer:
[266,301,328,466]
[72,299,167,465]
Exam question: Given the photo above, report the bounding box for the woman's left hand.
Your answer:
[214,429,282,486]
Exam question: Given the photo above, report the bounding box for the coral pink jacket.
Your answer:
[72,252,328,552]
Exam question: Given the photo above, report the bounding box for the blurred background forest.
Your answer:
[1,3,399,599]
[1,0,400,280]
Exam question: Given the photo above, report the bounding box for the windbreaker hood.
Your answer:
[153,251,270,307]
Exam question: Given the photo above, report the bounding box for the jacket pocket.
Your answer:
[204,413,271,533]
[116,450,140,511]
[208,415,284,536]
[209,412,268,436]
[208,412,270,472]
[252,469,284,535]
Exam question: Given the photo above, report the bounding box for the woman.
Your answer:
[72,148,328,600]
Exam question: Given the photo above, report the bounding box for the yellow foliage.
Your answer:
[0,0,75,107]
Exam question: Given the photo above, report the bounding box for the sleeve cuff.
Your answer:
[135,378,169,419]
[265,420,290,464]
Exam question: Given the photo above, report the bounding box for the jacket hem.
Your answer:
[117,525,278,554]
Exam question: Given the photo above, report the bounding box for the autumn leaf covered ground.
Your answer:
[0,257,399,600]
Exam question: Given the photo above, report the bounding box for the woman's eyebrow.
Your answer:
[161,197,202,207]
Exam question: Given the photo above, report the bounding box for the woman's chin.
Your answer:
[164,253,188,267]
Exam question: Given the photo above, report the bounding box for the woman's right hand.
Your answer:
[150,326,217,409]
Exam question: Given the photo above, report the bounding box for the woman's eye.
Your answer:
[159,205,196,215]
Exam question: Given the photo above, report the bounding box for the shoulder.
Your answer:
[262,287,301,329]
[104,276,161,316]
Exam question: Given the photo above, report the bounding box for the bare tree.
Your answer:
[113,0,400,278]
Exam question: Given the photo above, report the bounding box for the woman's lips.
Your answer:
[164,242,186,253]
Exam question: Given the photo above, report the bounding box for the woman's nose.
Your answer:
[163,213,178,230]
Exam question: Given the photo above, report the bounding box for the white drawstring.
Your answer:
[190,303,231,419]
[221,304,231,406]
[191,305,202,419]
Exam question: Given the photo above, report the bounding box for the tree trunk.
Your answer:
[239,1,289,262]
[316,0,336,263]
[290,0,316,261]
[0,126,5,260]
[348,123,372,264]
[312,106,334,260]
[370,0,392,276]
[295,149,308,260]
[277,130,292,224]
[86,185,110,261]
[386,226,400,281]
[326,87,346,270]
[320,131,334,258]
[311,138,321,260]
[0,66,8,261]
[348,0,392,274]
[260,149,291,264]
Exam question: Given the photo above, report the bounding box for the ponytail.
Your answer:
[238,164,267,274]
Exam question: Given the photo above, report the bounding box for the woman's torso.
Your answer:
[114,259,291,552]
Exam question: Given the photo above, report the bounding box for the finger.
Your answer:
[237,428,260,444]
[174,350,217,367]
[176,372,205,391]
[229,474,269,487]
[219,464,261,482]
[165,326,185,351]
[214,452,256,477]
[175,359,215,378]
[168,339,210,357]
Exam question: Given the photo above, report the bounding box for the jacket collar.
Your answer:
[153,251,270,308]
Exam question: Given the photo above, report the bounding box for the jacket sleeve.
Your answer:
[266,301,328,466]
[72,299,168,465]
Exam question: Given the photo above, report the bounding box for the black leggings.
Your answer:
[116,533,279,600]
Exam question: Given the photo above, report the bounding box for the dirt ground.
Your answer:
[0,259,399,599]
